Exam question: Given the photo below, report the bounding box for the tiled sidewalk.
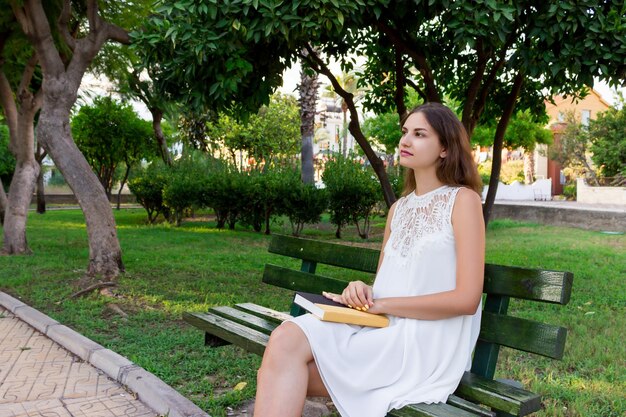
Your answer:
[0,306,157,417]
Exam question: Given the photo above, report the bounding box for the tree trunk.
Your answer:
[151,108,172,166]
[301,45,397,208]
[0,183,7,225]
[523,149,534,184]
[36,163,45,213]
[0,90,40,254]
[2,158,39,254]
[35,143,47,214]
[116,164,131,210]
[38,100,124,278]
[341,106,348,157]
[299,64,318,184]
[483,73,524,227]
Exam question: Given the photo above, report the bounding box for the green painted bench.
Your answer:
[184,235,573,417]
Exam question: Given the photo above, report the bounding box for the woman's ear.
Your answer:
[440,149,447,158]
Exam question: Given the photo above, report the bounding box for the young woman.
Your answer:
[254,102,485,417]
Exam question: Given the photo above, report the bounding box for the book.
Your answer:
[293,291,389,328]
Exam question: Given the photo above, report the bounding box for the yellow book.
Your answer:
[293,292,389,328]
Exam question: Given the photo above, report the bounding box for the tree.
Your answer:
[0,14,42,254]
[133,0,626,226]
[209,93,301,168]
[8,0,150,278]
[298,57,319,184]
[589,104,626,185]
[503,110,552,184]
[92,44,175,166]
[72,96,153,200]
[550,111,597,183]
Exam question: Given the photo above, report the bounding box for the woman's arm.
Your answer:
[324,201,397,309]
[368,188,485,319]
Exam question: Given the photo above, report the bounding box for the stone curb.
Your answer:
[0,291,209,417]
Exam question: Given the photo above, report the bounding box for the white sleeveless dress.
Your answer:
[288,185,482,417]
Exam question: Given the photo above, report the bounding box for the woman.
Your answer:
[254,103,485,417]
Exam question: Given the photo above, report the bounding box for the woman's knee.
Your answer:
[265,322,311,360]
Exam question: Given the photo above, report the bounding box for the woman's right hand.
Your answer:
[340,280,374,311]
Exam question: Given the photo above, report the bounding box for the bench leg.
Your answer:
[205,332,231,347]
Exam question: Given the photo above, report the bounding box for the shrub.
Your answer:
[563,182,577,200]
[322,156,381,239]
[478,160,524,185]
[128,162,171,223]
[281,180,328,236]
[197,161,239,229]
[162,157,206,226]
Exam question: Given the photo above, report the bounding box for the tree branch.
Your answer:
[17,53,38,99]
[58,0,76,51]
[300,44,397,207]
[376,21,441,102]
[86,0,100,36]
[405,78,427,101]
[393,48,407,121]
[14,0,65,76]
[483,71,524,226]
[0,70,18,140]
[471,26,520,126]
[461,39,488,134]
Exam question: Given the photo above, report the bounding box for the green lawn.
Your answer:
[1,209,624,416]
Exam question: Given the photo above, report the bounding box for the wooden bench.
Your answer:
[184,235,573,417]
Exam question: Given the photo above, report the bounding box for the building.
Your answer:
[535,88,611,195]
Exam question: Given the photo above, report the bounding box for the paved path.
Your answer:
[0,306,158,417]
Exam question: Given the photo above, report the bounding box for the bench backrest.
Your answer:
[264,235,574,380]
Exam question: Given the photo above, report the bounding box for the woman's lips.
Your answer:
[400,150,413,157]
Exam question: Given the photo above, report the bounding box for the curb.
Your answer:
[0,291,209,417]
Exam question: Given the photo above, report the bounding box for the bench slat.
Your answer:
[269,234,380,272]
[447,395,495,417]
[456,372,541,416]
[182,312,268,356]
[234,303,293,324]
[485,264,573,305]
[479,312,567,359]
[263,264,348,293]
[210,306,277,335]
[388,402,483,417]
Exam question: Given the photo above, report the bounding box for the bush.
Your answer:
[162,157,206,226]
[563,182,577,200]
[322,156,381,239]
[478,160,524,185]
[281,180,328,236]
[128,162,171,223]
[197,160,239,229]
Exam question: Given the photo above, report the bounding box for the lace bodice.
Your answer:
[385,185,461,259]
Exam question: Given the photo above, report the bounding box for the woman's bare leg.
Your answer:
[306,361,330,397]
[254,322,318,417]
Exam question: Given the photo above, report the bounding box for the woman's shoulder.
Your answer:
[451,187,484,224]
[453,186,481,202]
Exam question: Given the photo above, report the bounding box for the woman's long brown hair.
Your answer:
[401,103,483,196]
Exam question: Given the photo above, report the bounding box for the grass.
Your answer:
[1,209,624,416]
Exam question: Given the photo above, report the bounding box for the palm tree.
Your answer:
[298,55,320,184]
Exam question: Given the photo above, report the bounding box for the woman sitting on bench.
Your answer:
[254,102,486,417]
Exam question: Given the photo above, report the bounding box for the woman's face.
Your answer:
[398,112,446,171]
